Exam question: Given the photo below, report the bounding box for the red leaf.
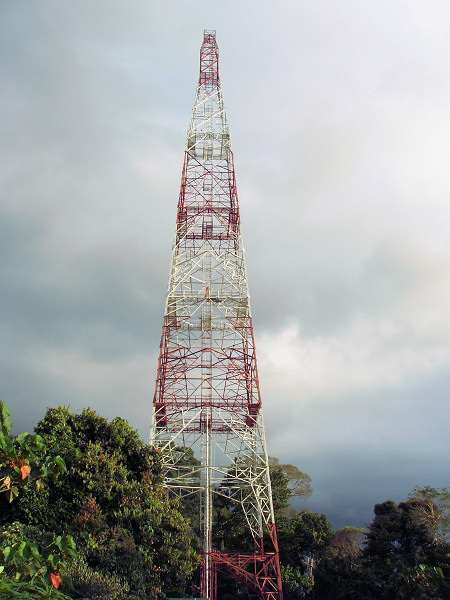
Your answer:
[51,573,61,589]
[20,463,31,480]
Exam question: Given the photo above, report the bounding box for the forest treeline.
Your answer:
[0,402,448,599]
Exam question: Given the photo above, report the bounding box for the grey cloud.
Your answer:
[277,366,450,529]
[1,0,449,531]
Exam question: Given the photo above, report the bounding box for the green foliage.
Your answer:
[213,457,312,555]
[270,465,292,521]
[280,564,313,599]
[268,457,313,501]
[168,447,202,536]
[0,400,66,504]
[0,521,77,594]
[0,578,72,599]
[68,557,134,600]
[408,486,450,544]
[0,403,12,437]
[280,510,333,572]
[10,406,197,600]
[346,498,450,600]
[364,499,434,571]
[1,532,76,582]
[0,402,76,598]
[388,564,445,600]
[328,527,366,562]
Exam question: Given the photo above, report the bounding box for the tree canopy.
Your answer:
[2,406,197,600]
[0,400,73,599]
[1,401,448,600]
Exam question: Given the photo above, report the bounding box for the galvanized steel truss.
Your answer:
[151,30,283,600]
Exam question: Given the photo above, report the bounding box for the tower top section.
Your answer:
[187,28,230,164]
[203,29,216,41]
[199,29,219,88]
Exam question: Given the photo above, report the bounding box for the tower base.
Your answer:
[210,547,283,600]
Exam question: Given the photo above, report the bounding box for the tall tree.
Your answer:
[268,457,313,503]
[5,406,197,600]
[0,400,73,599]
[314,527,366,600]
[0,400,66,505]
[280,511,333,579]
[360,499,448,599]
[327,527,366,564]
[408,486,450,544]
[213,458,312,552]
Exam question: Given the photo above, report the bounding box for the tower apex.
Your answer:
[203,29,216,42]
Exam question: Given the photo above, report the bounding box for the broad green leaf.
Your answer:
[54,456,67,474]
[47,553,57,569]
[16,541,26,558]
[0,401,12,436]
[15,433,29,447]
[8,486,19,503]
[62,535,76,549]
[34,435,45,452]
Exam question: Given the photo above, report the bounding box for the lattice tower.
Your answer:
[150,30,283,600]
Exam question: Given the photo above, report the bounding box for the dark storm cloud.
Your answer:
[0,2,182,431]
[274,366,450,529]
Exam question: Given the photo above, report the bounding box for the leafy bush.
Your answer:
[68,557,134,600]
[12,406,197,599]
[0,578,72,599]
[0,402,76,597]
[0,400,66,503]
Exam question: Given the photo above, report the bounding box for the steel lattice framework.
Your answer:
[151,30,283,600]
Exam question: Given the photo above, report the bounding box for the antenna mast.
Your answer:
[151,30,283,600]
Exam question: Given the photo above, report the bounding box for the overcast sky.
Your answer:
[1,1,449,530]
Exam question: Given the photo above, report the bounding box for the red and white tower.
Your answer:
[151,30,283,600]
